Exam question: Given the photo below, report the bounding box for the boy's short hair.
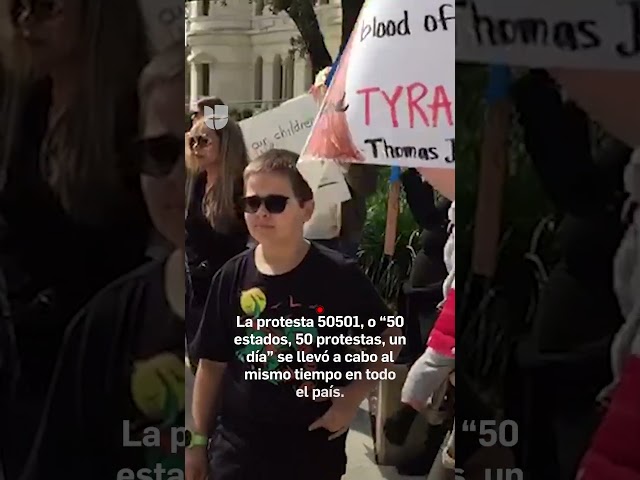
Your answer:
[244,149,313,203]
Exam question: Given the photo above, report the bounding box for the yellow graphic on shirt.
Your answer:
[240,287,267,316]
[131,352,185,421]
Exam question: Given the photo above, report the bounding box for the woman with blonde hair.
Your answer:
[14,42,187,480]
[185,109,249,356]
[0,0,151,477]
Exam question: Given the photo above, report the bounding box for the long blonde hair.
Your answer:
[186,115,248,232]
[0,0,149,225]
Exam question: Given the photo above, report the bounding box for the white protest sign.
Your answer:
[299,0,456,181]
[456,0,640,71]
[239,94,319,159]
[302,162,352,240]
[138,0,184,53]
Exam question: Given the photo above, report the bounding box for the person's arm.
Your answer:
[191,360,226,435]
[309,262,402,438]
[401,168,439,229]
[189,267,236,437]
[511,70,602,215]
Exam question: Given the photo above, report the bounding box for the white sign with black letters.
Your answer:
[456,0,640,70]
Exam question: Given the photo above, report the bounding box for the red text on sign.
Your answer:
[356,83,453,128]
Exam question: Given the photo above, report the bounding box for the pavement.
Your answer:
[186,365,420,479]
[344,401,422,480]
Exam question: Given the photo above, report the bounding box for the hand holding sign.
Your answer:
[298,0,455,199]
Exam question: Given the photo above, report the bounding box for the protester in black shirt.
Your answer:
[188,149,403,480]
[510,70,631,478]
[185,112,249,356]
[16,43,186,480]
[401,169,450,289]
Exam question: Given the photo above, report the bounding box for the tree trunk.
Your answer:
[286,0,333,75]
[340,0,365,52]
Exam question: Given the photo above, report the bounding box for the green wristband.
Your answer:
[187,431,208,449]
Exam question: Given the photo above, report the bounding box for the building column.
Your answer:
[262,61,275,105]
[190,61,200,108]
[294,58,308,97]
[194,0,204,16]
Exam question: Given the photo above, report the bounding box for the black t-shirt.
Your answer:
[192,243,390,478]
[18,258,184,480]
[0,79,150,479]
[185,172,247,310]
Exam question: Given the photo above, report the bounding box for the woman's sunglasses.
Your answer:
[132,134,183,177]
[241,195,289,214]
[188,134,214,151]
[12,0,63,22]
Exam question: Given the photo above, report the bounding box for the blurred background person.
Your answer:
[0,0,152,477]
[510,70,631,479]
[16,43,186,480]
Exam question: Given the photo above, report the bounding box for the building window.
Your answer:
[203,0,211,15]
[201,63,210,96]
[254,56,263,102]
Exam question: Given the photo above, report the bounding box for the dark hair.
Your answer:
[244,149,313,203]
[197,96,226,113]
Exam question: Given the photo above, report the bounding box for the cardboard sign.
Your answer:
[456,0,640,71]
[299,0,456,182]
[138,0,185,53]
[239,94,319,159]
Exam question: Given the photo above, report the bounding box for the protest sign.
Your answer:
[455,0,640,146]
[138,0,184,53]
[456,0,640,71]
[239,94,319,159]
[298,0,455,189]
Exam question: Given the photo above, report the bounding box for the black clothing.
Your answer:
[16,259,184,480]
[512,70,629,352]
[0,79,150,479]
[397,169,449,362]
[510,70,631,478]
[185,172,247,346]
[400,169,449,288]
[193,243,390,479]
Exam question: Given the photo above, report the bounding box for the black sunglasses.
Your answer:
[241,195,289,214]
[132,134,183,177]
[188,134,214,150]
[12,0,62,21]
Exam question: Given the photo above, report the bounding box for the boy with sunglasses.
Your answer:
[188,149,403,480]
